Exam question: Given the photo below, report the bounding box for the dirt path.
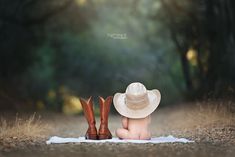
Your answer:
[1,104,235,157]
[2,142,235,157]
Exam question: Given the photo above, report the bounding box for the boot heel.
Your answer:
[86,134,98,140]
[98,134,112,140]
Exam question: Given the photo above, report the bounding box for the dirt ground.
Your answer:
[1,103,235,157]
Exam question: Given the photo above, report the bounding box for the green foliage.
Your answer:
[0,0,191,110]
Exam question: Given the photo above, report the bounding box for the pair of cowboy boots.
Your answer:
[80,96,112,140]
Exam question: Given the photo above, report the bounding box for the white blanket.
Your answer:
[46,135,193,144]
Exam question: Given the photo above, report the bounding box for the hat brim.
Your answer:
[113,89,161,119]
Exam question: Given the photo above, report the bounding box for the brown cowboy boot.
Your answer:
[80,97,98,140]
[98,96,113,140]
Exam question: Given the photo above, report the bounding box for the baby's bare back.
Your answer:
[127,116,151,139]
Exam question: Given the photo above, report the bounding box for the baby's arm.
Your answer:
[121,116,128,129]
[116,116,130,139]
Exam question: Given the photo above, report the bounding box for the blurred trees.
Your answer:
[0,0,234,110]
[0,0,96,109]
[160,0,235,98]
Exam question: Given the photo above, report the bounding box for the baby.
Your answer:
[116,116,151,140]
[113,82,161,140]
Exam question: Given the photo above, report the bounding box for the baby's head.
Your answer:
[113,82,161,119]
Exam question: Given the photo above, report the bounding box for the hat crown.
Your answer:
[125,82,149,110]
[126,82,147,95]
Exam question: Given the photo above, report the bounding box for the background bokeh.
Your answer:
[0,0,235,113]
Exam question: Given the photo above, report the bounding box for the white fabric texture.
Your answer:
[46,135,193,144]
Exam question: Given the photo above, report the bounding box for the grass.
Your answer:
[0,113,50,150]
[186,100,235,128]
[155,100,235,143]
[160,100,234,129]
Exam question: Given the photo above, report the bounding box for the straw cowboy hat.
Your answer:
[113,82,161,119]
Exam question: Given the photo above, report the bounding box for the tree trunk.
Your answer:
[180,53,193,90]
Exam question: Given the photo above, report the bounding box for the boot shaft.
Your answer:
[80,97,96,124]
[98,96,113,124]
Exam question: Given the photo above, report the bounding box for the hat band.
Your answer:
[125,93,149,110]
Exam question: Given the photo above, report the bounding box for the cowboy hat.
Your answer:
[113,82,161,119]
